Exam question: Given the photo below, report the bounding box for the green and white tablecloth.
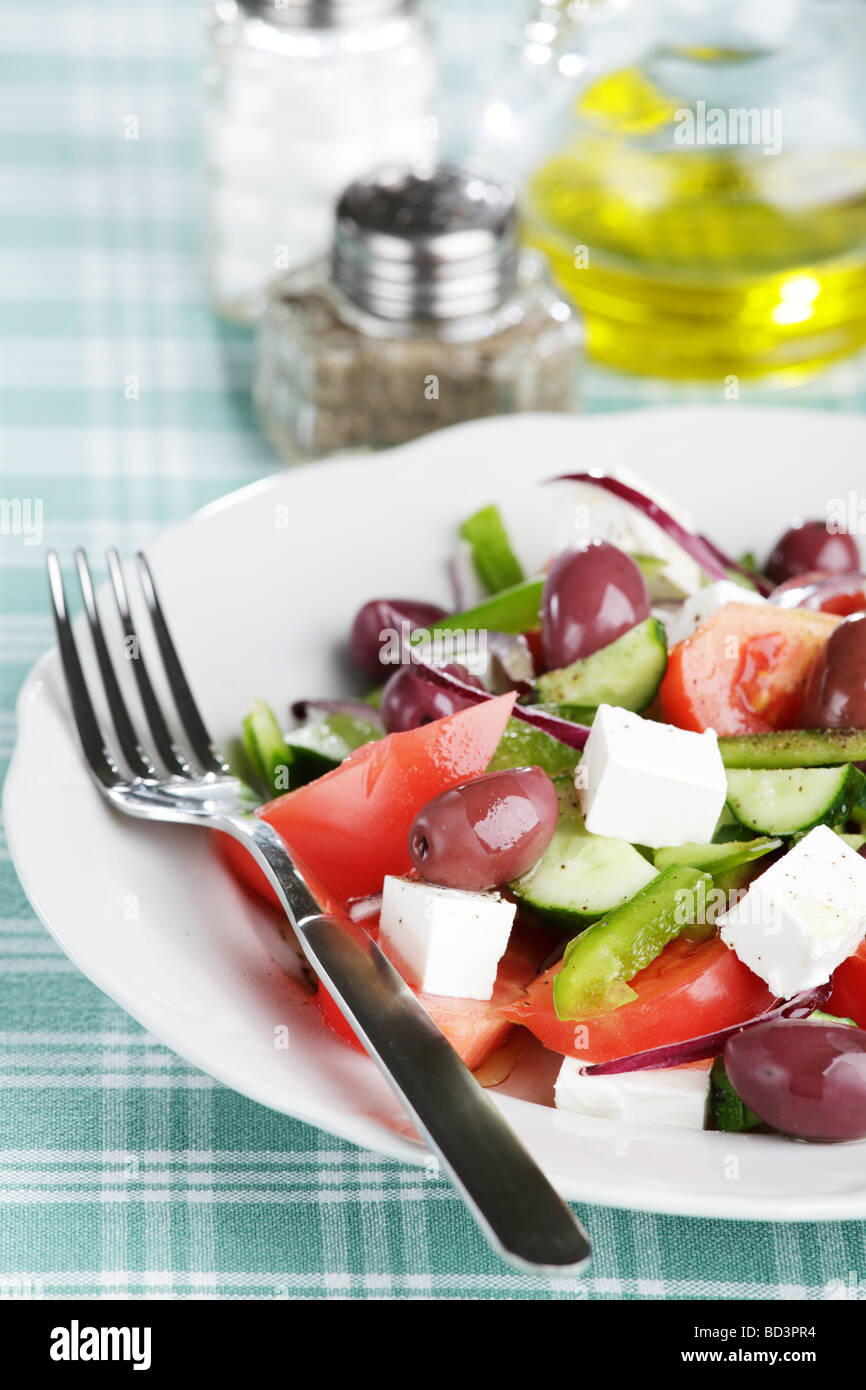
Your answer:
[2,0,866,1301]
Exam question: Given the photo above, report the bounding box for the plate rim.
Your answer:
[8,406,866,1223]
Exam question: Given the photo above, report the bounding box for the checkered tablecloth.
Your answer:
[2,0,866,1301]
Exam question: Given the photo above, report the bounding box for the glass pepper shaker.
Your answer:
[254,163,583,461]
[205,0,437,322]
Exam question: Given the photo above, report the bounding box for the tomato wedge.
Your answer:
[827,940,866,1028]
[219,693,515,908]
[315,918,558,1070]
[660,602,838,735]
[500,935,774,1062]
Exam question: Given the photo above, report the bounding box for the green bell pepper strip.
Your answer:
[458,504,525,594]
[428,578,544,638]
[719,728,866,769]
[553,865,713,1022]
[242,699,293,799]
[653,836,781,875]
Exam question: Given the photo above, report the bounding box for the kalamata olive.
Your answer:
[381,663,483,734]
[766,521,860,585]
[408,766,559,891]
[800,613,866,728]
[725,1019,866,1142]
[541,540,650,669]
[350,599,448,682]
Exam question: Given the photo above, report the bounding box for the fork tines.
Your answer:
[47,549,227,787]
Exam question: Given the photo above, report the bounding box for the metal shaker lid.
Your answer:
[238,1,410,28]
[332,164,519,321]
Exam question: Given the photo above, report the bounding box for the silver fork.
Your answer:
[46,547,592,1275]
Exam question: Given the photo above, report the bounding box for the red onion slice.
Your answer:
[412,657,590,750]
[290,697,384,729]
[581,981,832,1076]
[552,472,728,584]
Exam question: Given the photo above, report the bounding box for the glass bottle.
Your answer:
[477,0,866,381]
[254,164,582,461]
[205,0,437,322]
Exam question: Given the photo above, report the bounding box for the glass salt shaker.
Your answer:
[254,163,583,461]
[206,1,437,322]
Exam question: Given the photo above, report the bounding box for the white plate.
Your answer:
[7,407,866,1222]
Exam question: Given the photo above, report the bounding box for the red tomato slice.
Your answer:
[660,602,839,735]
[500,935,774,1062]
[827,941,866,1028]
[822,593,866,617]
[315,918,557,1070]
[220,693,515,909]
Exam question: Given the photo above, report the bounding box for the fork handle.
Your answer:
[231,817,591,1274]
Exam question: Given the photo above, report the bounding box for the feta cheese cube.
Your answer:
[663,584,768,647]
[379,876,515,1000]
[554,1056,711,1129]
[576,704,728,849]
[718,824,866,997]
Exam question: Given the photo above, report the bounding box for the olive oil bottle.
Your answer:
[523,59,866,380]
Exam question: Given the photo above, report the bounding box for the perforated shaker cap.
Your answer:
[332,164,519,321]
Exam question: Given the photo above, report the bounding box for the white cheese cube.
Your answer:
[576,704,728,849]
[554,1057,711,1129]
[718,824,866,997]
[664,584,768,647]
[379,876,515,1001]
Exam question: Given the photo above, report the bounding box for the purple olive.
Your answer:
[349,598,448,683]
[800,613,866,728]
[380,663,483,734]
[408,766,559,891]
[725,1019,866,1142]
[541,540,650,669]
[766,521,860,585]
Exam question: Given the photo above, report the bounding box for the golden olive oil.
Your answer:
[524,69,866,380]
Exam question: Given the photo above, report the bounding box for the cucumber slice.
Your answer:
[510,782,657,929]
[653,836,780,875]
[709,1059,762,1133]
[719,728,866,769]
[725,764,866,836]
[486,718,581,777]
[533,617,667,712]
[459,504,524,594]
[286,712,382,786]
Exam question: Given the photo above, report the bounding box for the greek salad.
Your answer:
[223,471,866,1142]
